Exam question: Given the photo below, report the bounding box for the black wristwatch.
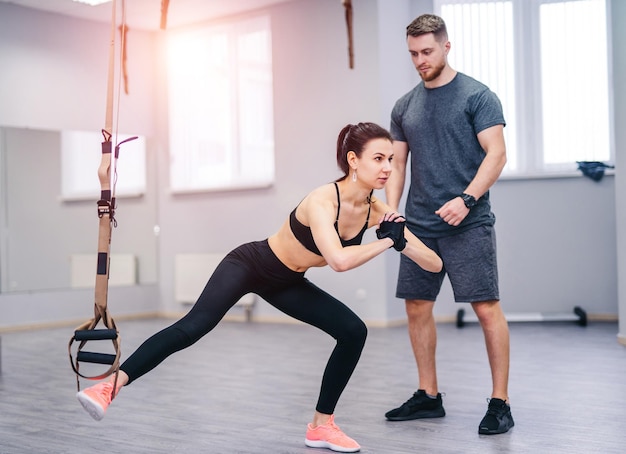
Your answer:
[461,193,477,208]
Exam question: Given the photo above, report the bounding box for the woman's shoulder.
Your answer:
[297,183,337,215]
[303,182,337,202]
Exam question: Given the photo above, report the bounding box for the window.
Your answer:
[167,15,275,192]
[434,0,613,176]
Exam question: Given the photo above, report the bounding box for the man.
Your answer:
[384,13,513,435]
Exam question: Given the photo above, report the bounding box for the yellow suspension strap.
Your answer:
[68,0,135,399]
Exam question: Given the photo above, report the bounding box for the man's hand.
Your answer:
[435,197,469,226]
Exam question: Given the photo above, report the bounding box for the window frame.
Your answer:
[434,0,614,179]
[166,14,275,194]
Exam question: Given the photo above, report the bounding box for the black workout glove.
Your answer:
[376,218,407,251]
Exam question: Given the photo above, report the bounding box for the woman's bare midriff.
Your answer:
[268,219,327,272]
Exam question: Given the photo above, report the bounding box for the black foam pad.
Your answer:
[74,329,118,341]
[76,351,117,365]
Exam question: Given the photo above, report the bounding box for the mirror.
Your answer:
[0,126,158,293]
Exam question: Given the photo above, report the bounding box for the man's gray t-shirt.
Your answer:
[390,72,505,238]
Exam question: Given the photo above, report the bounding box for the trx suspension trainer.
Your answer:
[68,0,136,399]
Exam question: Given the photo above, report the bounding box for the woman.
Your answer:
[77,122,442,453]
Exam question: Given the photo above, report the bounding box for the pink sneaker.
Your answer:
[76,381,120,421]
[305,415,361,452]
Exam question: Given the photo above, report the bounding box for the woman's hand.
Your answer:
[376,212,407,251]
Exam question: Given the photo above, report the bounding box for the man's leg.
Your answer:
[406,299,438,395]
[471,300,509,400]
[472,299,514,434]
[385,299,445,421]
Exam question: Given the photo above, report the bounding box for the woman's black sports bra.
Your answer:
[289,182,372,256]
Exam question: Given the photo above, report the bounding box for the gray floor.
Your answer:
[1,317,625,453]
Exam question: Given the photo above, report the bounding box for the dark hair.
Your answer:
[336,122,392,181]
[406,14,448,42]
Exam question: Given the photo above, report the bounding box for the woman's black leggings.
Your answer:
[120,240,368,415]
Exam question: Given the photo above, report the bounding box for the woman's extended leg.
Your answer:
[122,257,255,382]
[77,257,255,419]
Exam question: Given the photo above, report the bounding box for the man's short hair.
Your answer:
[406,14,448,42]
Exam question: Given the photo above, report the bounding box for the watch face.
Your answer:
[462,194,476,208]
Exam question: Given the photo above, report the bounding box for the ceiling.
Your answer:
[0,0,295,31]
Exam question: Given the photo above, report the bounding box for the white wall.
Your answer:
[0,2,159,328]
[0,3,156,134]
[0,0,622,331]
[152,0,394,323]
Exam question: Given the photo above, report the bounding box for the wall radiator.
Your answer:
[70,253,137,288]
[174,253,255,322]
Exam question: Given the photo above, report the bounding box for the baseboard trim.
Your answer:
[0,311,618,334]
[0,312,161,334]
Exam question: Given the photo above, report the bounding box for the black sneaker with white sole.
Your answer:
[385,389,445,421]
[478,398,514,435]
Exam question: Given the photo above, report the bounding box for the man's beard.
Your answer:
[419,61,445,82]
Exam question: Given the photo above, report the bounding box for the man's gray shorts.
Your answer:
[397,224,499,303]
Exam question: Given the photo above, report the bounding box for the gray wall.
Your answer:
[0,0,623,334]
[611,0,626,344]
